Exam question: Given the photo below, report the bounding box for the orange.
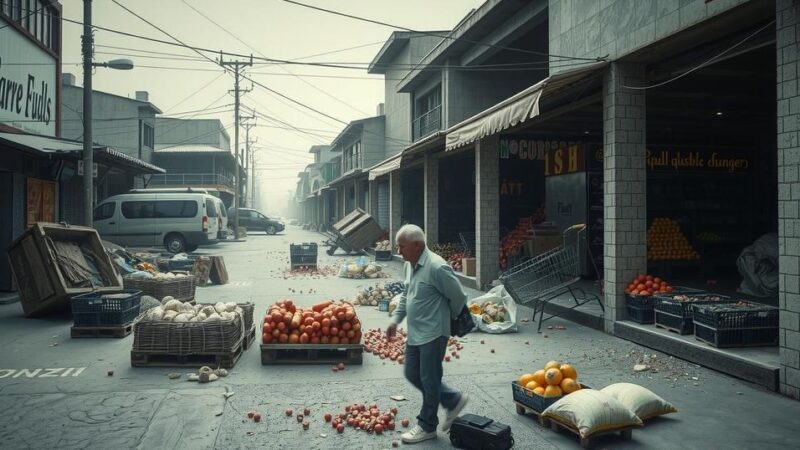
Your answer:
[559,364,577,381]
[532,369,546,386]
[543,360,561,371]
[518,373,535,387]
[525,380,540,391]
[533,386,545,395]
[543,385,562,397]
[544,368,563,386]
[560,378,580,394]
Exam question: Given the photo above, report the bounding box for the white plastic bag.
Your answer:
[468,285,518,333]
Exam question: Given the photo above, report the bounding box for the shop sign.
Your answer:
[500,179,524,196]
[646,149,751,172]
[544,144,586,176]
[499,138,567,161]
[0,18,56,135]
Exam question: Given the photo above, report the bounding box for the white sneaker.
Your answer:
[441,394,469,432]
[401,425,437,443]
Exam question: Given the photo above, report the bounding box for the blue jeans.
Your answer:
[404,335,462,432]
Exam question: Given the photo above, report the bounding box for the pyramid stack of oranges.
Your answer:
[518,361,580,398]
[647,218,700,261]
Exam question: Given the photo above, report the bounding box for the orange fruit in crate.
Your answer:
[532,369,547,386]
[544,368,563,386]
[543,385,563,397]
[533,386,545,395]
[525,381,540,391]
[518,373,535,387]
[559,364,578,381]
[544,360,561,371]
[560,378,580,394]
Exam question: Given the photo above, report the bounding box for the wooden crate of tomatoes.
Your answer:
[260,299,364,365]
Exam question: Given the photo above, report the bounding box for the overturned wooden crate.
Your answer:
[8,223,122,317]
[326,208,383,255]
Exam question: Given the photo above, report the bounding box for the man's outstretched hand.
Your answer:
[386,322,397,338]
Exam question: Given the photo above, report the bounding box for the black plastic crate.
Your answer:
[653,294,728,317]
[290,243,318,268]
[692,303,779,330]
[71,290,142,327]
[511,381,590,413]
[654,310,692,334]
[694,322,779,348]
[375,250,393,261]
[626,303,654,324]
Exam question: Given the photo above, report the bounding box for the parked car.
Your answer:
[94,191,219,253]
[129,188,228,240]
[227,207,285,235]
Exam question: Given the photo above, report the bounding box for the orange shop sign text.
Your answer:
[646,149,750,172]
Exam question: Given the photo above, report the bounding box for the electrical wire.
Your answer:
[0,1,50,31]
[180,0,371,117]
[623,20,776,90]
[163,71,227,113]
[281,0,605,62]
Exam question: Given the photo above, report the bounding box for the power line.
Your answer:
[163,71,227,113]
[622,19,775,91]
[180,0,371,117]
[282,0,605,62]
[0,1,50,30]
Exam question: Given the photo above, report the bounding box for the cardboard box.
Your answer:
[462,258,476,277]
[524,226,562,257]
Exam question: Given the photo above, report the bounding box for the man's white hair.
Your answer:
[396,224,426,244]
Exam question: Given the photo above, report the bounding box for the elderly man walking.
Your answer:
[387,224,469,444]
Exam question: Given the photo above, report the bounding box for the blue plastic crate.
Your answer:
[71,290,142,327]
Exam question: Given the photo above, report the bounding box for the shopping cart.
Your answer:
[499,224,603,332]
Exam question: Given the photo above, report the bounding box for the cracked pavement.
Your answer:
[1,226,798,449]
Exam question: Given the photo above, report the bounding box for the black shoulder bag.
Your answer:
[451,304,475,337]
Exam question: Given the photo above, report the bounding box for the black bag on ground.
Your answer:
[449,413,514,450]
[451,305,475,337]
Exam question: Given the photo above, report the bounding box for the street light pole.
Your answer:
[81,0,133,227]
[81,0,93,226]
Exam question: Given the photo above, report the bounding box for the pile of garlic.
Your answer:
[152,272,190,281]
[142,296,243,323]
[375,240,392,251]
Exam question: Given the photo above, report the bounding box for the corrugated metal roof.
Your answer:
[154,144,231,153]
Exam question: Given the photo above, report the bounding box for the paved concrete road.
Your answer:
[1,226,797,449]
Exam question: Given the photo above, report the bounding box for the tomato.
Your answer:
[346,330,355,338]
[263,323,272,334]
[636,283,646,291]
[311,336,320,344]
[331,336,340,344]
[321,336,330,344]
[279,333,288,343]
[342,322,352,331]
[322,318,331,328]
[631,290,640,295]
[322,326,330,336]
[277,321,287,332]
[646,275,654,281]
[304,317,314,326]
[637,274,647,282]
[300,333,310,344]
[289,334,300,344]
[645,280,653,288]
[330,317,340,328]
[262,332,269,343]
[272,329,280,338]
[330,327,339,336]
[312,321,321,331]
[341,337,350,344]
[654,277,662,284]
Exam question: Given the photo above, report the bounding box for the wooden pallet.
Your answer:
[655,322,687,335]
[516,401,635,448]
[71,323,133,338]
[260,343,363,365]
[131,338,245,368]
[243,327,256,350]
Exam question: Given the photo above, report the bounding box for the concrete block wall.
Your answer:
[548,0,749,75]
[777,0,800,401]
[476,136,500,288]
[423,154,439,245]
[602,62,647,334]
[389,171,402,244]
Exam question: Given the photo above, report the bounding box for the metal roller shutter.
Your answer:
[377,180,389,230]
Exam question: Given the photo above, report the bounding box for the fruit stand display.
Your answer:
[430,243,471,273]
[374,240,393,261]
[653,293,733,335]
[692,301,779,348]
[132,299,255,368]
[260,300,364,364]
[647,218,700,261]
[352,281,404,307]
[623,274,680,324]
[512,360,585,421]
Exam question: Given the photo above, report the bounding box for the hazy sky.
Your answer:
[59,0,486,215]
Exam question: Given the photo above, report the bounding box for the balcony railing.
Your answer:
[413,105,442,141]
[148,173,234,190]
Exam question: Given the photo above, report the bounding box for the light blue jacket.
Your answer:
[391,247,468,346]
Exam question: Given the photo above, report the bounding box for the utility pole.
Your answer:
[219,54,252,237]
[81,0,93,226]
[241,112,256,208]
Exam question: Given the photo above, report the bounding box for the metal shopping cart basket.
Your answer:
[499,224,602,332]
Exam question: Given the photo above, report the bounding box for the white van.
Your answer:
[94,191,219,253]
[129,188,228,239]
